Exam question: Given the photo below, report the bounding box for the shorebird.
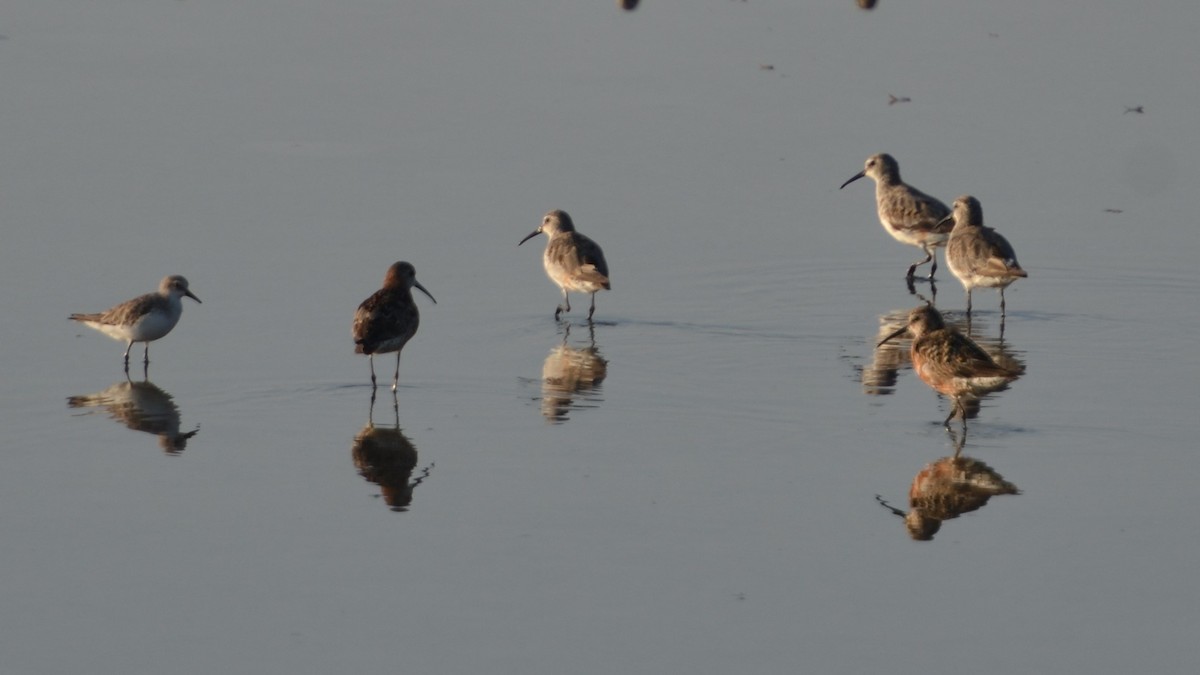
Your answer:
[840,153,952,280]
[877,305,1019,427]
[887,94,911,106]
[519,210,610,321]
[70,275,201,371]
[941,195,1027,316]
[353,261,436,391]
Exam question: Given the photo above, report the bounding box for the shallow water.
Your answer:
[2,1,1199,673]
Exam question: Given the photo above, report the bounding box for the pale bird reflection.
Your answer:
[540,324,608,422]
[876,428,1020,541]
[68,378,198,454]
[351,392,431,512]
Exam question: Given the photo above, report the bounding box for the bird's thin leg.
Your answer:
[143,343,151,366]
[123,341,134,370]
[943,399,963,429]
[948,426,967,458]
[556,290,571,320]
[1000,288,1007,316]
[908,248,934,279]
[392,353,401,392]
[965,289,973,317]
[369,355,378,389]
[587,293,597,321]
[928,250,939,280]
[391,387,400,420]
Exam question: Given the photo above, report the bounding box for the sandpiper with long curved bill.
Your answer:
[519,210,611,321]
[70,275,201,371]
[877,305,1020,427]
[353,262,437,391]
[840,153,953,280]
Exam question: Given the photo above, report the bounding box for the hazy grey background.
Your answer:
[2,1,1198,673]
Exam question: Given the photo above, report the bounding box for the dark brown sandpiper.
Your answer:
[70,275,201,371]
[353,261,436,391]
[941,195,1027,316]
[519,210,610,321]
[840,153,952,280]
[878,305,1020,427]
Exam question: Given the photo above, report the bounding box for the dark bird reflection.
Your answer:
[876,428,1020,541]
[67,377,198,454]
[352,391,431,512]
[869,304,1025,428]
[540,323,608,423]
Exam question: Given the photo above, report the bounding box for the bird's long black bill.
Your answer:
[839,171,866,190]
[877,325,909,348]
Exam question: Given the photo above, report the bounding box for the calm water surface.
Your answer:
[1,2,1198,674]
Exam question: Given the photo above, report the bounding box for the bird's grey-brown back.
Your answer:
[840,153,952,279]
[520,210,611,320]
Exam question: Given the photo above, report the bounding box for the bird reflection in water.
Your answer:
[876,304,1024,428]
[540,323,608,423]
[876,428,1020,541]
[67,377,198,454]
[352,391,431,512]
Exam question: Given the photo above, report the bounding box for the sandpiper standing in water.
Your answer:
[70,275,201,372]
[519,210,610,321]
[941,195,1027,316]
[353,261,436,391]
[878,305,1020,428]
[840,153,952,280]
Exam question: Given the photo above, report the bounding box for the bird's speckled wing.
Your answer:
[353,290,419,355]
[881,185,952,232]
[71,292,160,326]
[571,232,610,288]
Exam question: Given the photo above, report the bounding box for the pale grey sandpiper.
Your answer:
[353,261,436,391]
[69,275,201,371]
[840,153,952,280]
[878,305,1020,427]
[940,195,1027,316]
[519,210,610,321]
